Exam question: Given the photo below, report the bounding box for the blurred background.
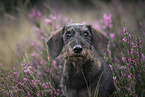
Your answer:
[0,0,145,67]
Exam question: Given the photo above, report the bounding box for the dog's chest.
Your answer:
[64,63,94,90]
[66,71,88,89]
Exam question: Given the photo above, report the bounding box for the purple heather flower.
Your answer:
[38,71,41,75]
[51,31,55,35]
[123,26,127,32]
[139,22,143,26]
[113,76,117,80]
[40,61,43,65]
[37,93,40,97]
[42,83,45,87]
[142,54,145,60]
[37,65,42,69]
[13,72,18,76]
[50,14,56,20]
[45,18,51,26]
[109,64,113,70]
[82,21,86,25]
[40,36,45,40]
[21,63,25,66]
[110,33,115,39]
[24,78,27,81]
[122,56,126,62]
[52,60,57,66]
[122,37,127,44]
[59,65,62,69]
[56,76,60,80]
[27,91,31,96]
[29,9,42,24]
[8,75,12,79]
[101,13,113,29]
[128,74,132,79]
[24,69,31,74]
[31,53,35,57]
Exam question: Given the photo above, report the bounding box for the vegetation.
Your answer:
[0,0,145,97]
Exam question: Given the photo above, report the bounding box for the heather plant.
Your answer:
[0,9,67,97]
[100,13,145,96]
[106,26,145,96]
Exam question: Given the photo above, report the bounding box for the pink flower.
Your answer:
[101,13,113,29]
[113,76,117,80]
[123,26,127,32]
[24,69,30,74]
[31,53,35,57]
[13,72,18,75]
[45,18,51,26]
[40,61,43,65]
[37,65,42,68]
[27,91,31,96]
[122,37,127,44]
[122,56,126,62]
[52,60,57,65]
[8,75,12,79]
[38,71,41,75]
[40,36,45,40]
[139,22,143,26]
[42,83,45,87]
[110,33,115,39]
[109,64,113,70]
[50,14,56,20]
[21,63,25,66]
[59,65,62,69]
[56,76,60,79]
[24,78,27,81]
[29,9,42,24]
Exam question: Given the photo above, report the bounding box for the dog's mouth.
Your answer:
[69,54,85,58]
[70,55,84,57]
[68,54,87,63]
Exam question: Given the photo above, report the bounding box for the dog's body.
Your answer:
[47,24,114,97]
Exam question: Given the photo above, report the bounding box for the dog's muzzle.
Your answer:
[73,45,82,53]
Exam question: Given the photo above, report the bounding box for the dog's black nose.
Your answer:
[73,45,82,53]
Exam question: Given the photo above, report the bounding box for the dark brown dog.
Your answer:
[47,23,114,97]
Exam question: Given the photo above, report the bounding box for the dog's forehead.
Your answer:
[64,24,89,31]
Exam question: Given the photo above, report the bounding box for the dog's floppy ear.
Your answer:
[47,28,64,58]
[90,26,108,54]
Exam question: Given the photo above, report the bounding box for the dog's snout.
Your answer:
[73,45,82,53]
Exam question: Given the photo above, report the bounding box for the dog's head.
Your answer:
[47,23,108,60]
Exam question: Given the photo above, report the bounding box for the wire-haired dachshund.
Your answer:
[47,23,114,97]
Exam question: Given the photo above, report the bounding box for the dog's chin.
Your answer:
[66,54,86,71]
[69,54,84,59]
[67,54,87,64]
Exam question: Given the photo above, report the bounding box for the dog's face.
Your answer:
[47,24,108,60]
[62,24,93,63]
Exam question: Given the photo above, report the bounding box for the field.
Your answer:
[0,0,145,97]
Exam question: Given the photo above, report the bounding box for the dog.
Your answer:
[47,23,114,97]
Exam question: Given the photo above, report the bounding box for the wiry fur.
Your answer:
[47,24,114,97]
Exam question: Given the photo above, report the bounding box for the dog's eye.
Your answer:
[66,31,72,37]
[83,31,89,37]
